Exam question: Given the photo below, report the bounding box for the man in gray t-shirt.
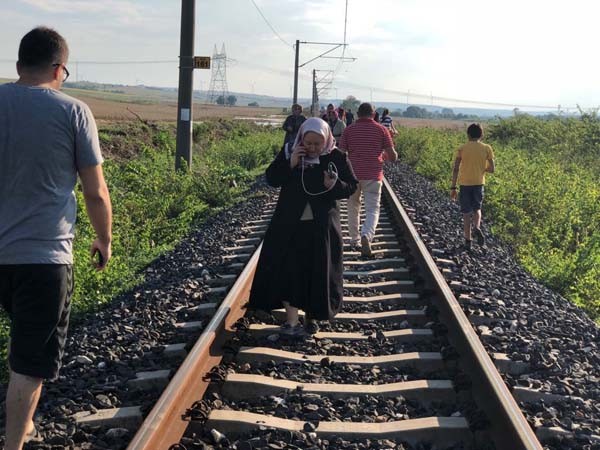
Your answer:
[0,27,112,450]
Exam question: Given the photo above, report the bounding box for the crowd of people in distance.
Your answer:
[282,102,397,149]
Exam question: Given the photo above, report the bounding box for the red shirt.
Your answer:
[338,118,394,181]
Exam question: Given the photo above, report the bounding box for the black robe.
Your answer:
[248,147,359,320]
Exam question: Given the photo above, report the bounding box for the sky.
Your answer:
[1,0,599,111]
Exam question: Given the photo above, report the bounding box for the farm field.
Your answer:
[72,91,471,128]
[393,116,470,130]
[1,77,473,127]
[83,94,282,121]
[0,77,284,121]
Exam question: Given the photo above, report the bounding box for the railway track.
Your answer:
[76,179,543,449]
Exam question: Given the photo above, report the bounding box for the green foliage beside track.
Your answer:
[395,116,600,320]
[0,120,282,378]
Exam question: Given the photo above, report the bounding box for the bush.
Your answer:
[394,117,600,320]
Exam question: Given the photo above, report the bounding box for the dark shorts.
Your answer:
[0,264,73,380]
[459,185,484,214]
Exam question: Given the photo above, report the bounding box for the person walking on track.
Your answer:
[248,118,358,337]
[282,103,306,150]
[345,108,354,126]
[450,123,495,250]
[338,102,397,257]
[327,108,346,142]
[380,108,398,136]
[0,27,112,450]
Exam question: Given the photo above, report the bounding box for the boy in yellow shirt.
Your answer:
[451,123,495,250]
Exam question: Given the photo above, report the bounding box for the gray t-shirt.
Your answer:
[0,83,103,264]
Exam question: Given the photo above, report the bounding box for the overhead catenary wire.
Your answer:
[232,59,574,110]
[228,57,312,81]
[249,0,293,49]
[334,0,349,76]
[331,0,355,94]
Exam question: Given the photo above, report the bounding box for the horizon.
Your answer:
[0,76,576,117]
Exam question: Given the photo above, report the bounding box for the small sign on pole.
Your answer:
[193,56,211,69]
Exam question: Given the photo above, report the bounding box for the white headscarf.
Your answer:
[286,117,336,164]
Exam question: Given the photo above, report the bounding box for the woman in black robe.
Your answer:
[248,118,358,336]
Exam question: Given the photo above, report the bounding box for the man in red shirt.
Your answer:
[338,103,397,256]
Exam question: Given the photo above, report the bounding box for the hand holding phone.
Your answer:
[290,145,306,168]
[90,239,111,271]
[323,162,338,189]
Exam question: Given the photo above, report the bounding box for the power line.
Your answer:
[249,0,293,48]
[0,59,177,65]
[0,56,578,109]
[232,59,572,109]
[229,57,565,109]
[333,79,570,110]
[74,60,177,65]
[229,57,312,81]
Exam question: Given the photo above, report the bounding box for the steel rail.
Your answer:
[126,245,262,450]
[382,178,543,450]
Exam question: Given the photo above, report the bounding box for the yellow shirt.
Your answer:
[455,141,494,186]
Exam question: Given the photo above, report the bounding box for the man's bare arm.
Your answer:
[79,165,113,269]
[384,147,398,162]
[486,159,495,173]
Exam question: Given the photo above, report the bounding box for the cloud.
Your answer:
[20,0,144,24]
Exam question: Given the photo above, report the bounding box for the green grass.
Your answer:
[0,120,282,380]
[395,115,600,320]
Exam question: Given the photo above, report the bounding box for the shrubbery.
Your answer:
[395,115,600,320]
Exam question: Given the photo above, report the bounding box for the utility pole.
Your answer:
[293,41,356,107]
[293,40,300,104]
[175,0,195,171]
[311,69,318,117]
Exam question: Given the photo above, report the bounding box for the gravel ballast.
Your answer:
[386,163,600,449]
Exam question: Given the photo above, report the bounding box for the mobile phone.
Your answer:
[94,250,104,268]
[327,162,338,178]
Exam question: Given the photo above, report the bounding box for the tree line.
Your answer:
[339,95,478,120]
